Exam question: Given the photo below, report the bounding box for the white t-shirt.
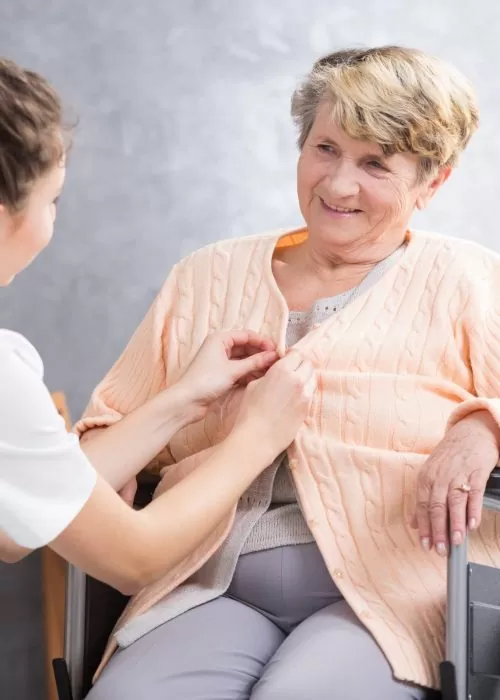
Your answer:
[0,330,96,548]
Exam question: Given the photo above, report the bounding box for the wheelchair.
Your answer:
[441,467,500,700]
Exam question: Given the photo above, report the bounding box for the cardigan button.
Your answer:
[333,569,344,579]
[288,459,298,471]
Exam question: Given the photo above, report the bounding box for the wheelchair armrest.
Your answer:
[485,467,500,498]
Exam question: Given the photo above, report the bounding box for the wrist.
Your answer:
[224,421,279,469]
[464,409,500,451]
[151,383,204,431]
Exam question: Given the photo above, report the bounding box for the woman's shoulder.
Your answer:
[177,228,291,269]
[0,330,44,379]
[412,231,500,317]
[412,229,500,272]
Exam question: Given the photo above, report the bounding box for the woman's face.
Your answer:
[297,103,448,261]
[0,162,65,286]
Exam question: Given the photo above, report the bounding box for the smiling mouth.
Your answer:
[320,198,362,214]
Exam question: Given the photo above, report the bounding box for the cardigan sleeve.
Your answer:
[447,250,500,429]
[74,263,181,440]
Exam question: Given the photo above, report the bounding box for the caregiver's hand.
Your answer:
[176,330,278,417]
[413,410,500,556]
[233,350,317,457]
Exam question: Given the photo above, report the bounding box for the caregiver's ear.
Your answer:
[0,203,9,241]
[415,166,452,211]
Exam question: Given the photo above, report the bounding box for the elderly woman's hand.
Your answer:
[413,410,500,556]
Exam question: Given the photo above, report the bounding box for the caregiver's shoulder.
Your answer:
[0,329,63,438]
[0,329,44,378]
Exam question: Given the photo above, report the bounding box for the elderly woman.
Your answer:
[79,46,500,700]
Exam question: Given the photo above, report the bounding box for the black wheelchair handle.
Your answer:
[486,466,500,496]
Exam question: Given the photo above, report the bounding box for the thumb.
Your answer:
[231,350,277,382]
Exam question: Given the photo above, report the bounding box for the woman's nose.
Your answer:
[324,159,360,198]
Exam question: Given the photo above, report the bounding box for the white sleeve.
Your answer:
[0,332,97,548]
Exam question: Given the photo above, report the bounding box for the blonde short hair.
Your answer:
[291,46,479,177]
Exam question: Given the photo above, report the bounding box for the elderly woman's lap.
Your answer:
[85,596,433,700]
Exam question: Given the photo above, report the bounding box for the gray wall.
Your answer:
[0,1,499,698]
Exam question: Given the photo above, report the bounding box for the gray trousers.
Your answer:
[87,544,440,700]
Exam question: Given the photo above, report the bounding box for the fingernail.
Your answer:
[452,531,462,546]
[469,517,477,530]
[421,537,430,551]
[436,542,447,557]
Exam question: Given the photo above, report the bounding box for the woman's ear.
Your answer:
[0,203,19,244]
[416,167,452,210]
[0,203,8,241]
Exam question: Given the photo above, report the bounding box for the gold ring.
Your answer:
[458,483,471,493]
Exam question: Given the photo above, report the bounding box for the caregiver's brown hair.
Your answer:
[0,58,67,212]
[291,45,479,179]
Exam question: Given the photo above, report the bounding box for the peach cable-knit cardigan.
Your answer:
[76,228,500,689]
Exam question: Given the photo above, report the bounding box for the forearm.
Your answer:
[138,424,276,578]
[79,383,200,491]
[0,529,31,564]
[52,424,274,594]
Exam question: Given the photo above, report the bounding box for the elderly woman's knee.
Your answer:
[251,662,339,700]
[252,675,361,700]
[85,674,137,700]
[250,659,426,700]
[251,675,307,700]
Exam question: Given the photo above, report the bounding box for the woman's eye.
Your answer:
[317,144,336,155]
[367,160,386,171]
